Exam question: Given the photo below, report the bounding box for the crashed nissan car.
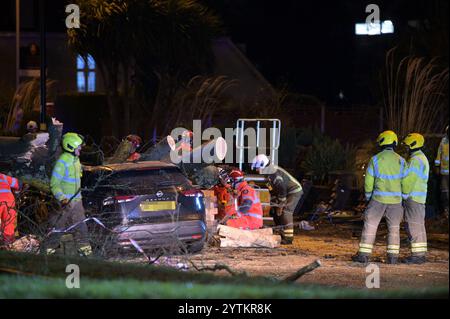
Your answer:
[81,161,206,255]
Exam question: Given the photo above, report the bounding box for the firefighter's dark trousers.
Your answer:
[46,200,89,249]
[441,174,449,213]
[273,190,303,242]
[358,200,403,256]
[404,199,427,256]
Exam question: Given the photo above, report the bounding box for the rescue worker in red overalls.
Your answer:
[224,169,263,230]
[0,172,22,245]
[126,134,142,162]
[213,167,234,220]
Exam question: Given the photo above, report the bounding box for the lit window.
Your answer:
[77,54,96,92]
[355,20,394,35]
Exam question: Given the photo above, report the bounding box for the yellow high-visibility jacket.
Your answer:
[402,150,429,204]
[365,149,406,204]
[435,137,449,175]
[50,152,82,202]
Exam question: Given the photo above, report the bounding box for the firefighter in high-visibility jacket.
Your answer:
[435,125,449,217]
[223,169,263,230]
[401,133,429,264]
[49,132,91,255]
[353,131,406,264]
[251,154,303,245]
[0,172,22,245]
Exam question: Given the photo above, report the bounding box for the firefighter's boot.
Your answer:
[351,253,369,264]
[403,255,426,264]
[386,254,399,264]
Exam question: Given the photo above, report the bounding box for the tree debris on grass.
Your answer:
[282,259,322,282]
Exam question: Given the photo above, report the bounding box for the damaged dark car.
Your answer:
[81,161,206,256]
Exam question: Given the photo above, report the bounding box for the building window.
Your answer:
[77,54,96,92]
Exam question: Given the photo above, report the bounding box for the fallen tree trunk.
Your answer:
[218,225,274,237]
[166,138,227,188]
[104,139,133,164]
[0,120,63,195]
[140,136,176,161]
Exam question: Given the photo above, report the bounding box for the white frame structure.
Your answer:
[235,118,281,171]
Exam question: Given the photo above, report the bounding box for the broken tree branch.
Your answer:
[282,259,322,283]
[188,261,246,277]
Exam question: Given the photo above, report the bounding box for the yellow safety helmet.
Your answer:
[376,130,398,147]
[403,133,425,150]
[62,132,84,152]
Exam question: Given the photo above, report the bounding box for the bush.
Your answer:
[301,135,357,184]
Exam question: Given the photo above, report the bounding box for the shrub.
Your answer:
[300,135,357,184]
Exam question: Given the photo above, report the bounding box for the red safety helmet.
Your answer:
[126,135,142,149]
[229,169,244,187]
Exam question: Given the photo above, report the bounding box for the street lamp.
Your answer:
[39,0,47,131]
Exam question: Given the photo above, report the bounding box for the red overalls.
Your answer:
[213,184,235,220]
[0,173,20,244]
[226,181,263,230]
[127,152,141,162]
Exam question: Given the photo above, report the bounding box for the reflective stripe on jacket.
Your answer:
[435,137,449,175]
[402,150,429,204]
[50,152,82,202]
[263,165,302,202]
[365,149,406,204]
[0,173,20,202]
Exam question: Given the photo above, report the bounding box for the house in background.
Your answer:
[0,1,278,140]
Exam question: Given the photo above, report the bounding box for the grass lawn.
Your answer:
[0,251,447,299]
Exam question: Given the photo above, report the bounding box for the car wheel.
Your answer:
[187,240,205,254]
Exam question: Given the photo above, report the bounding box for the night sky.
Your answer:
[203,0,446,105]
[1,0,447,105]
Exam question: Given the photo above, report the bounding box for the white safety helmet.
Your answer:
[251,154,270,170]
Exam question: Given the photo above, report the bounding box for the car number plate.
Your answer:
[140,201,176,211]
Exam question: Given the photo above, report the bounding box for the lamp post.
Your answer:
[39,0,47,131]
[15,0,20,90]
